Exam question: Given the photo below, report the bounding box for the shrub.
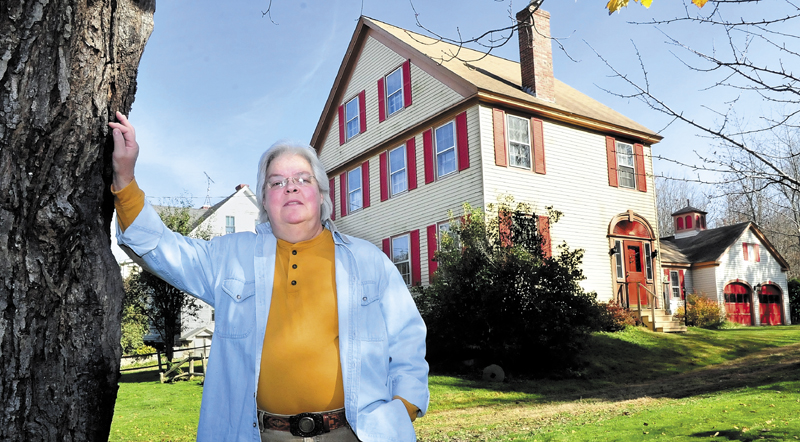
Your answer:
[674,293,726,328]
[595,300,638,332]
[414,200,604,376]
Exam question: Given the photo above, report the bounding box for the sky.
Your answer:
[127,0,794,207]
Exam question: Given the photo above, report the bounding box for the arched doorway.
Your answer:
[759,284,783,325]
[723,282,752,326]
[608,212,656,308]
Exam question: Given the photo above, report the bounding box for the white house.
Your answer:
[660,205,791,326]
[309,8,683,331]
[112,184,261,348]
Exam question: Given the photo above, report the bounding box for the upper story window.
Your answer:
[345,97,360,140]
[391,234,412,287]
[347,166,363,213]
[389,145,407,196]
[606,136,647,192]
[225,216,235,234]
[743,242,761,262]
[616,141,636,189]
[386,67,404,116]
[435,121,457,178]
[507,115,531,169]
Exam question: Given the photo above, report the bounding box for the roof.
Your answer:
[660,222,790,271]
[311,15,662,148]
[671,205,707,216]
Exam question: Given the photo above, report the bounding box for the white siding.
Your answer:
[319,36,464,170]
[196,188,260,238]
[478,105,660,301]
[331,106,485,284]
[715,229,790,325]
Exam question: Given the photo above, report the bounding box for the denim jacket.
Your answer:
[117,201,429,441]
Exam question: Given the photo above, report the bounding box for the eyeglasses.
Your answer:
[266,175,316,190]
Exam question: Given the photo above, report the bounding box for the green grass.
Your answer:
[111,326,800,441]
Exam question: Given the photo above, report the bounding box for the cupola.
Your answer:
[672,202,707,239]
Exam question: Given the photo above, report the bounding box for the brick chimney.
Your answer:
[516,5,555,102]
[235,184,249,191]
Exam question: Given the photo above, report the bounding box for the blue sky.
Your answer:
[128,0,789,206]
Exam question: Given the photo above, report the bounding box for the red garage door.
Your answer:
[759,285,783,326]
[724,283,752,326]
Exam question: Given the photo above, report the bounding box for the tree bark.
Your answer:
[0,1,154,440]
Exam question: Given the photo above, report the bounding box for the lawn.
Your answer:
[111,326,800,441]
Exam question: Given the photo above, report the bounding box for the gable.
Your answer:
[317,32,467,172]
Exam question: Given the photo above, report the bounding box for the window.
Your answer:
[614,240,623,280]
[644,242,653,280]
[347,166,362,213]
[685,215,693,229]
[670,271,681,299]
[616,141,636,189]
[389,145,407,196]
[345,96,360,140]
[392,235,411,287]
[435,121,457,178]
[385,67,404,116]
[507,115,532,169]
[743,242,761,262]
[225,216,235,234]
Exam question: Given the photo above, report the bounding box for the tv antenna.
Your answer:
[203,172,215,207]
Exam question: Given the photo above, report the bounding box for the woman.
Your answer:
[109,112,429,441]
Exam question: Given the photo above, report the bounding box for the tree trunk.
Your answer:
[0,1,154,440]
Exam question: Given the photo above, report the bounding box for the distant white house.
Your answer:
[660,205,791,326]
[112,184,261,349]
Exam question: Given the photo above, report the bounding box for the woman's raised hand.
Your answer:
[108,111,139,190]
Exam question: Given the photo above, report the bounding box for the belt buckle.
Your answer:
[289,412,325,437]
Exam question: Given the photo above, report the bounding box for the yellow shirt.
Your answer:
[257,229,344,414]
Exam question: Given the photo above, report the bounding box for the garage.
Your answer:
[759,284,783,325]
[724,282,752,326]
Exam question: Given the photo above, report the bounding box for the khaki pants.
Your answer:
[260,425,360,442]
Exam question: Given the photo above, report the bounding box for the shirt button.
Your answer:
[237,295,241,299]
[292,264,297,269]
[292,250,297,255]
[362,297,367,301]
[291,280,297,286]
[253,422,257,428]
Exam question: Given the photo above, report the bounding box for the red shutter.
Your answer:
[406,137,417,190]
[427,224,437,282]
[382,238,391,259]
[634,143,647,192]
[456,111,470,171]
[492,108,507,167]
[538,215,551,258]
[606,136,618,187]
[532,118,546,174]
[743,242,749,261]
[338,105,345,145]
[358,90,367,134]
[377,77,386,123]
[379,152,389,201]
[361,161,370,209]
[402,60,412,107]
[423,129,434,184]
[339,172,347,217]
[676,217,684,230]
[411,229,421,286]
[754,244,761,262]
[329,178,336,221]
[679,270,686,300]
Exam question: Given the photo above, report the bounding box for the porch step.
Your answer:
[633,308,687,333]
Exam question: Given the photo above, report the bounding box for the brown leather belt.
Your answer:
[258,408,348,437]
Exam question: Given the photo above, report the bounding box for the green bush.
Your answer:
[674,293,726,328]
[595,300,638,332]
[414,200,603,376]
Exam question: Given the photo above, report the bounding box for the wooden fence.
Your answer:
[120,344,210,383]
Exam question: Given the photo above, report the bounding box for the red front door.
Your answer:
[724,283,752,325]
[624,240,647,306]
[759,285,783,325]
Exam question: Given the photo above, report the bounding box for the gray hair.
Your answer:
[255,140,333,226]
